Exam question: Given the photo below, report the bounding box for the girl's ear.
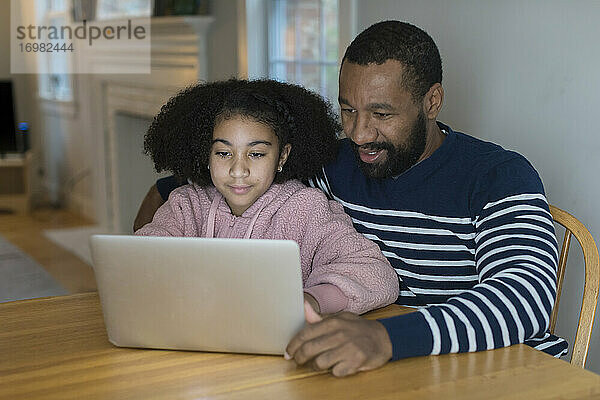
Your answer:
[278,144,292,170]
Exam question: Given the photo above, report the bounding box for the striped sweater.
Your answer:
[308,123,567,360]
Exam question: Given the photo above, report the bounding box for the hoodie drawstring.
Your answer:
[206,194,266,239]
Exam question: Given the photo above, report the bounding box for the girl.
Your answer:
[136,79,398,315]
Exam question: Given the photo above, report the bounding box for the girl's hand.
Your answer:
[303,292,321,315]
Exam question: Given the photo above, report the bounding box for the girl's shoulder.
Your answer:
[167,183,215,207]
[279,180,326,201]
[278,180,343,217]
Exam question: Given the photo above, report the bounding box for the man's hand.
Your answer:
[285,301,393,377]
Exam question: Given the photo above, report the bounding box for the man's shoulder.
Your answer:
[449,126,523,168]
[444,125,540,184]
[438,129,546,214]
[447,125,544,193]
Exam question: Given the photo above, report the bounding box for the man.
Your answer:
[135,21,566,377]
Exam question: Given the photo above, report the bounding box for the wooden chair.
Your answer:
[548,205,600,368]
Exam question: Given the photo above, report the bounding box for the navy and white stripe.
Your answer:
[309,123,567,360]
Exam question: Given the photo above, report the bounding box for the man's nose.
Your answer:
[348,113,377,146]
[229,157,249,178]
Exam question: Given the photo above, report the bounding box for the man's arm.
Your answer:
[286,157,559,376]
[133,176,183,231]
[133,184,165,231]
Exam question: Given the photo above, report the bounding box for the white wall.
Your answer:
[207,0,241,80]
[355,0,600,372]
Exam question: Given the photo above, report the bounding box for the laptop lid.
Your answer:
[90,235,305,355]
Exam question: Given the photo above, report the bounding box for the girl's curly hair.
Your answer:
[144,79,341,186]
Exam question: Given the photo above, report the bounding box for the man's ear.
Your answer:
[278,143,292,169]
[423,83,444,120]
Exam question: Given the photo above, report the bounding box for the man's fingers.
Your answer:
[332,361,360,377]
[285,313,391,378]
[286,317,342,358]
[292,330,345,365]
[310,342,360,371]
[286,326,318,359]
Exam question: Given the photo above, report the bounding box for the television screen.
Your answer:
[0,80,17,154]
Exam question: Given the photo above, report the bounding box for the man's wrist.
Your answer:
[378,311,434,361]
[374,320,393,362]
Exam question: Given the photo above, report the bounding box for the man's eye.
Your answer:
[341,108,356,114]
[374,112,391,118]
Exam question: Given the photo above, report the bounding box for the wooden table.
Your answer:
[2,293,600,399]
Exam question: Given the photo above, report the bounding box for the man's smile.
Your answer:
[357,147,385,164]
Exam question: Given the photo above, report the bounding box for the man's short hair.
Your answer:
[342,20,442,102]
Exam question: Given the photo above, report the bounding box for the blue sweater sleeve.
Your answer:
[379,156,558,360]
[156,175,184,201]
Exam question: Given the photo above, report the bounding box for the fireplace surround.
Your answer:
[84,16,214,231]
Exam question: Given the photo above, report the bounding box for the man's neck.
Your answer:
[417,121,446,163]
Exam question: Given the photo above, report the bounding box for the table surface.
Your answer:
[2,292,600,400]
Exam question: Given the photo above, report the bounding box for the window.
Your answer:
[95,0,152,20]
[267,0,339,102]
[36,0,73,101]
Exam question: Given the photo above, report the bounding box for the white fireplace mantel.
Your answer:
[84,15,215,231]
[78,15,215,82]
[151,15,215,35]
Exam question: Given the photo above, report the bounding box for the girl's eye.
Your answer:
[215,151,231,158]
[249,152,265,159]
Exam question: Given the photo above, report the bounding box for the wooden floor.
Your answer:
[0,208,97,294]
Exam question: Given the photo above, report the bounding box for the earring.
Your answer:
[207,165,210,170]
[277,166,283,172]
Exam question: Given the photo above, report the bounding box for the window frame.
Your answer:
[36,0,75,106]
[95,0,152,21]
[267,0,339,100]
[241,0,357,105]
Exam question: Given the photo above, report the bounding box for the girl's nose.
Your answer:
[229,158,249,178]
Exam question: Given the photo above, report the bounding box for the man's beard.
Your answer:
[352,111,427,179]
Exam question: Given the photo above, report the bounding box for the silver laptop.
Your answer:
[90,235,305,355]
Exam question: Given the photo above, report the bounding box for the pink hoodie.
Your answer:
[135,180,399,314]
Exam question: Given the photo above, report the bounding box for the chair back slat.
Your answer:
[549,205,600,368]
[550,229,572,333]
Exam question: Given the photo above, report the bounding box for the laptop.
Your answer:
[89,235,305,355]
